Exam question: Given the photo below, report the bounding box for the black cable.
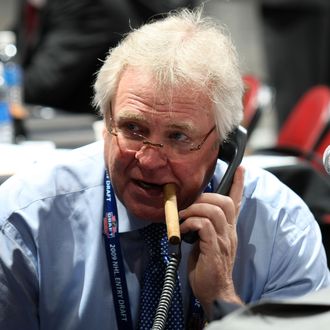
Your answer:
[152,245,181,330]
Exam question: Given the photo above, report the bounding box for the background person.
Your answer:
[14,0,196,113]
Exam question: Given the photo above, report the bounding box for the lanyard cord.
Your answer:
[103,171,134,330]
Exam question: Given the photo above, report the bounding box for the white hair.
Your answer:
[93,7,243,141]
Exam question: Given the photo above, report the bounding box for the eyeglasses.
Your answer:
[107,119,216,159]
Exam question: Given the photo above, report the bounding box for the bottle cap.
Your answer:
[0,31,16,46]
[0,31,17,61]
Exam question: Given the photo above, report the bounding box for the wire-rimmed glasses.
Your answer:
[107,119,216,159]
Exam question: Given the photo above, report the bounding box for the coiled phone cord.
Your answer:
[151,251,181,330]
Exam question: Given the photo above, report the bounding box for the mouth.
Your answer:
[133,179,164,191]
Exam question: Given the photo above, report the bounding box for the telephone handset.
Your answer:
[182,125,247,243]
[215,125,247,195]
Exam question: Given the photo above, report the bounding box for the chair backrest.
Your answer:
[277,85,330,156]
[316,130,330,159]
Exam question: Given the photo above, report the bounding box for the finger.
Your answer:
[180,205,228,237]
[180,193,235,227]
[180,216,218,242]
[228,165,245,219]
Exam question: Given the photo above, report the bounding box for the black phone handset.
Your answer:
[181,125,247,244]
[151,126,247,330]
[216,125,247,195]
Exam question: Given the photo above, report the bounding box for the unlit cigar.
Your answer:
[163,183,181,245]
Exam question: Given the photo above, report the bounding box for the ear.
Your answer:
[102,124,107,139]
[102,106,115,140]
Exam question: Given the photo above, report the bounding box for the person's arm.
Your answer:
[0,218,39,329]
[179,166,245,319]
[260,201,330,300]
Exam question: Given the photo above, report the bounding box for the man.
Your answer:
[0,8,329,330]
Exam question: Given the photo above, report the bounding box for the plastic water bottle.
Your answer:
[0,31,26,142]
[0,62,13,143]
[4,61,23,111]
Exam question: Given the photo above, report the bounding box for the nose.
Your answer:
[135,145,168,169]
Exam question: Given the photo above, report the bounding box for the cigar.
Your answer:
[163,183,181,245]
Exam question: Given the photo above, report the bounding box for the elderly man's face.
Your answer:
[103,67,219,221]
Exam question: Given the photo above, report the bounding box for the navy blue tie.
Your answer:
[138,223,184,329]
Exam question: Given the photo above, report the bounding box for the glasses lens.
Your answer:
[114,130,144,152]
[110,125,215,159]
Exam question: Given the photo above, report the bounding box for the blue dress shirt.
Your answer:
[0,142,329,330]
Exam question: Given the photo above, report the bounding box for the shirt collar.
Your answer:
[116,195,153,233]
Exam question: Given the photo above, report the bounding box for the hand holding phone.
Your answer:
[181,126,247,243]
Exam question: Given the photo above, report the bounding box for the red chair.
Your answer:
[276,85,330,158]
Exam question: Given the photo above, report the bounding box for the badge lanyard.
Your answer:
[103,171,211,329]
[103,171,134,330]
